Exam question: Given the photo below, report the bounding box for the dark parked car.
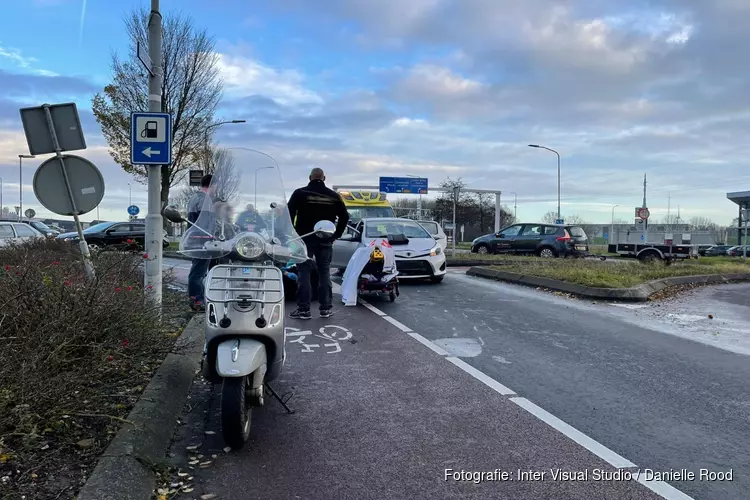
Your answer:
[702,245,733,257]
[57,221,169,251]
[726,245,750,257]
[471,223,589,258]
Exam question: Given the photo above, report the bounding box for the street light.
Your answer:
[254,166,275,208]
[204,120,246,170]
[611,204,619,245]
[528,144,561,220]
[0,176,3,217]
[510,192,517,220]
[18,154,35,222]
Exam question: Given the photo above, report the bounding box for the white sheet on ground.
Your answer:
[340,241,397,306]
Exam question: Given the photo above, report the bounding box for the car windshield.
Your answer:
[347,207,394,220]
[419,221,439,235]
[567,226,587,238]
[30,221,52,231]
[84,222,115,233]
[366,220,431,239]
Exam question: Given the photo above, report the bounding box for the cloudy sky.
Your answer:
[0,0,748,225]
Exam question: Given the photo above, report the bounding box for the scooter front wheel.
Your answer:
[221,376,252,450]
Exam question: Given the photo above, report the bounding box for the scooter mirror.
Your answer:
[163,205,186,224]
[314,220,336,237]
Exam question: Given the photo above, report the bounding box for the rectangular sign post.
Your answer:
[378,176,428,194]
[130,112,172,165]
[189,169,204,187]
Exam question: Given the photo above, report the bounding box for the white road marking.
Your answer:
[360,299,386,316]
[357,291,695,500]
[406,331,451,356]
[447,357,516,395]
[382,315,412,332]
[509,397,636,469]
[635,475,696,500]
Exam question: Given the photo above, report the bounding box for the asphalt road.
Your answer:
[160,258,749,500]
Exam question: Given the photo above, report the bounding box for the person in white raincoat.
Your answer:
[341,240,397,306]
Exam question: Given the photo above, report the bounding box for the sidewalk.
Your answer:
[165,301,660,500]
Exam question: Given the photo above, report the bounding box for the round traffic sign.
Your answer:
[33,155,105,216]
[128,205,140,216]
[24,208,36,219]
[637,207,650,220]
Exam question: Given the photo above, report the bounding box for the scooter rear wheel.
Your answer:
[221,376,252,450]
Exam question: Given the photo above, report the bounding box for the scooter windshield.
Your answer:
[178,148,308,263]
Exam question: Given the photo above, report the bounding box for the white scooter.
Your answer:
[164,147,336,449]
[166,205,334,449]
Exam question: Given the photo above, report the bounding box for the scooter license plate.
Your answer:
[242,267,251,274]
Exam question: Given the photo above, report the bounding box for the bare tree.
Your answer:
[169,147,240,208]
[540,211,558,224]
[564,214,588,225]
[91,7,223,209]
[688,216,717,231]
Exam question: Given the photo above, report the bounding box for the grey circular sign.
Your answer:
[33,155,105,216]
[24,208,36,219]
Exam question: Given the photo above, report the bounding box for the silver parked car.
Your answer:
[333,217,447,282]
[0,221,45,247]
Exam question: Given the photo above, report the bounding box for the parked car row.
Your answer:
[56,221,170,250]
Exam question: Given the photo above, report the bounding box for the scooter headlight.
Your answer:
[430,245,442,257]
[235,234,266,259]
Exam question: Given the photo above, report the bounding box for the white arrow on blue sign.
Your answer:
[130,112,172,165]
[127,205,140,216]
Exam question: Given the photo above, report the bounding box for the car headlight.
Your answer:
[235,234,266,259]
[430,245,442,257]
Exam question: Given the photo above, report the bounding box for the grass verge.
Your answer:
[0,239,191,500]
[475,255,750,288]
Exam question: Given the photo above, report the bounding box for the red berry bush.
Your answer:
[0,238,189,499]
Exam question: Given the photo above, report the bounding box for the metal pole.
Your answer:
[0,177,3,217]
[452,195,457,257]
[42,105,95,279]
[556,151,561,220]
[494,192,501,233]
[511,192,517,220]
[128,182,132,206]
[611,205,618,245]
[745,207,748,259]
[144,0,163,308]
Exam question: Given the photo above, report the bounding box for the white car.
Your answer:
[333,217,447,283]
[417,220,448,250]
[0,221,44,247]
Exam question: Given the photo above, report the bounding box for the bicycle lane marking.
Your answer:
[355,298,695,500]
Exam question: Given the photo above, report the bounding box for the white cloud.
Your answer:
[216,52,322,107]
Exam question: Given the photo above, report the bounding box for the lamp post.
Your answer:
[611,204,618,245]
[528,144,561,220]
[18,154,35,222]
[0,176,3,217]
[254,166,275,208]
[204,120,246,170]
[452,186,460,256]
[510,191,517,221]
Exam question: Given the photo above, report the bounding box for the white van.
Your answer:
[418,220,448,250]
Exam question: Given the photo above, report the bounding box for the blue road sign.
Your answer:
[127,205,140,216]
[641,233,645,241]
[604,233,608,240]
[555,219,564,225]
[378,176,428,194]
[130,112,172,165]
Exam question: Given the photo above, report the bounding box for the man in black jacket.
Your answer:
[287,167,349,319]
